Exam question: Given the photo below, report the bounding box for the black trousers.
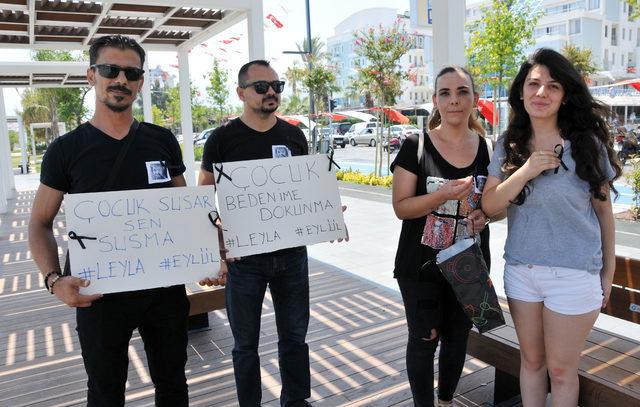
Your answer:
[76,285,190,407]
[398,276,472,407]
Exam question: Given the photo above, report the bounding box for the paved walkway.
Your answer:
[2,172,639,406]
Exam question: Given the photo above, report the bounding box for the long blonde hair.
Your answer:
[427,66,485,136]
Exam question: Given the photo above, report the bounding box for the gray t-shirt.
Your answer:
[487,136,615,274]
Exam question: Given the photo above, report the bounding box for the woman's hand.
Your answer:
[601,273,613,308]
[439,176,474,201]
[465,209,488,235]
[521,150,561,180]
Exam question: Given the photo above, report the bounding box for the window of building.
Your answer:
[605,25,608,37]
[588,0,599,9]
[612,52,616,66]
[623,28,626,40]
[569,19,581,35]
[624,2,628,13]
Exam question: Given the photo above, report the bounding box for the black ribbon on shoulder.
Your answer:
[214,164,233,184]
[327,147,341,171]
[68,231,96,249]
[554,144,569,174]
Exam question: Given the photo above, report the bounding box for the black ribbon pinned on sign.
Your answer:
[207,210,227,232]
[554,143,569,174]
[214,164,233,184]
[68,231,97,249]
[327,147,341,171]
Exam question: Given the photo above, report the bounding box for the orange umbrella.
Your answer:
[369,107,410,124]
[477,99,498,126]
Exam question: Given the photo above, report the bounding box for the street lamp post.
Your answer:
[283,0,316,152]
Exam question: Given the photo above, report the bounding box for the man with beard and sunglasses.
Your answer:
[198,60,312,407]
[29,35,189,407]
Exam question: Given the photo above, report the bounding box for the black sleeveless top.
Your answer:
[390,131,491,281]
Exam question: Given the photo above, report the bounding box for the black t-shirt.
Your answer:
[390,132,491,281]
[41,121,185,193]
[201,117,308,171]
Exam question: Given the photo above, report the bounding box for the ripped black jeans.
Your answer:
[398,276,472,407]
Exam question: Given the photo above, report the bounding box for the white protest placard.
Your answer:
[63,186,219,294]
[214,154,347,257]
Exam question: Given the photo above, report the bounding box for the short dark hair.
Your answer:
[89,35,145,68]
[238,60,272,86]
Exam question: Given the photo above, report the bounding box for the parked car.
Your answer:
[389,124,420,141]
[346,122,379,146]
[349,127,378,147]
[194,127,216,146]
[330,122,353,135]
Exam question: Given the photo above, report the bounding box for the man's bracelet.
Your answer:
[44,271,61,293]
[49,274,63,295]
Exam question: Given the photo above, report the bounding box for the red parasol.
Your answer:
[277,115,302,126]
[369,107,410,124]
[319,112,348,121]
[630,79,640,92]
[477,99,499,126]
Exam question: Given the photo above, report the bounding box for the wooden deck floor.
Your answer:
[0,190,501,406]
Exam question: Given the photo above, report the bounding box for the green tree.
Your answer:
[8,130,19,151]
[353,19,413,175]
[284,62,306,96]
[296,37,326,64]
[466,0,541,137]
[302,64,338,114]
[206,58,229,125]
[561,43,597,77]
[280,94,309,115]
[27,50,90,133]
[165,84,212,133]
[626,1,639,20]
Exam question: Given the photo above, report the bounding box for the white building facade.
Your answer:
[466,0,640,84]
[326,8,433,109]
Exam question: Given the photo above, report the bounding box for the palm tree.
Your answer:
[284,62,306,96]
[296,37,326,64]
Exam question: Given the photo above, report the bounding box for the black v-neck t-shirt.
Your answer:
[390,132,491,281]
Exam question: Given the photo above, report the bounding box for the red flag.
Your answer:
[266,13,284,28]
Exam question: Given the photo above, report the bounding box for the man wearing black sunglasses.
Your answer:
[29,35,189,407]
[198,60,312,407]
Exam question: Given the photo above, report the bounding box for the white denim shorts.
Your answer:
[504,263,603,315]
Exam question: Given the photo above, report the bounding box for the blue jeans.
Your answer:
[226,246,310,407]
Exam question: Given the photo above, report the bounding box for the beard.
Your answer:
[258,95,279,114]
[105,99,131,113]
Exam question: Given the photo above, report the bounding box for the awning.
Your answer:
[336,110,377,122]
[369,107,410,124]
[477,99,498,126]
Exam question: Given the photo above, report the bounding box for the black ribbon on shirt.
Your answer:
[554,144,569,174]
[327,147,341,171]
[214,164,233,184]
[67,231,96,249]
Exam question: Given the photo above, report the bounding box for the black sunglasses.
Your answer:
[240,80,285,94]
[91,64,145,81]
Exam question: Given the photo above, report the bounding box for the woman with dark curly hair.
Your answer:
[482,48,622,406]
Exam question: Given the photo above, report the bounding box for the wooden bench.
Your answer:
[186,285,225,332]
[467,255,640,406]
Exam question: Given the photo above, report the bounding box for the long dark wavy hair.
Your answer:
[503,48,621,204]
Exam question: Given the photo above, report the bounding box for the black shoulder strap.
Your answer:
[103,120,140,190]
